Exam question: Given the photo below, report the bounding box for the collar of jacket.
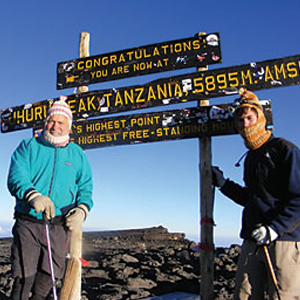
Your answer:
[37,132,70,148]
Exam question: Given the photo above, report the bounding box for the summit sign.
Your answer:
[3,53,300,133]
[56,33,222,89]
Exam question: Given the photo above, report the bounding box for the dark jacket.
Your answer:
[221,135,300,241]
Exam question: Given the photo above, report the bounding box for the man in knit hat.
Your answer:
[7,96,93,300]
[212,88,300,300]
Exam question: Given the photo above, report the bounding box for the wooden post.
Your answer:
[59,32,90,300]
[78,32,90,94]
[198,32,215,300]
[59,227,82,300]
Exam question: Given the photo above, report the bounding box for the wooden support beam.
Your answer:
[59,257,81,300]
[59,227,82,300]
[199,138,214,300]
[59,32,90,300]
[78,32,90,94]
[198,32,215,300]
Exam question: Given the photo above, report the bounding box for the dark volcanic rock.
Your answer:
[0,226,240,300]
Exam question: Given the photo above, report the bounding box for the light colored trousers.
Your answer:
[234,240,300,300]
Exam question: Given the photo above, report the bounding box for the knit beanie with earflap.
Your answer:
[43,96,73,147]
[46,96,73,128]
[235,88,271,150]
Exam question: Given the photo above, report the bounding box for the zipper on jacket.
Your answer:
[48,148,57,197]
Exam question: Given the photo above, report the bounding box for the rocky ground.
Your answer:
[0,226,240,300]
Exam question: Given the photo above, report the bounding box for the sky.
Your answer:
[1,0,300,247]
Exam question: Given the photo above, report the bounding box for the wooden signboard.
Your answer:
[56,33,222,89]
[1,53,297,133]
[68,100,272,149]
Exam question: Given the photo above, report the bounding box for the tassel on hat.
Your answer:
[235,88,271,150]
[238,87,263,110]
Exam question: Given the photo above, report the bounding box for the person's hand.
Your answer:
[65,204,89,230]
[212,166,226,188]
[28,192,55,220]
[251,225,278,245]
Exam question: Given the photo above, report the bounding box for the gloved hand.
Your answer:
[27,191,55,220]
[251,225,278,245]
[211,166,226,188]
[65,204,89,230]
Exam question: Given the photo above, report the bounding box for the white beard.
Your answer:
[43,130,70,146]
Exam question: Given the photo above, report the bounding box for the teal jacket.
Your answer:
[7,135,93,220]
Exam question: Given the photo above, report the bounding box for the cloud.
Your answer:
[0,222,13,238]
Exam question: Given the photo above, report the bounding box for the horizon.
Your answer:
[0,221,242,248]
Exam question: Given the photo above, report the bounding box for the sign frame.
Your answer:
[56,33,222,89]
[66,100,273,149]
[2,53,298,133]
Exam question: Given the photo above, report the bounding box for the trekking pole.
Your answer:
[45,220,58,300]
[263,245,282,300]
